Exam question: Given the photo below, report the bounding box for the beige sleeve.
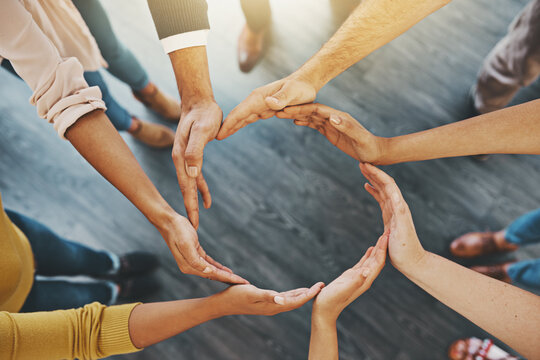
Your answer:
[0,0,106,139]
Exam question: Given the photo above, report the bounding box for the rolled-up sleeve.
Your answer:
[0,0,106,139]
[147,0,210,53]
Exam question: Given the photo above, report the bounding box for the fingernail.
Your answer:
[268,96,279,104]
[362,269,371,277]
[274,296,285,305]
[329,115,341,125]
[203,267,212,274]
[186,164,198,177]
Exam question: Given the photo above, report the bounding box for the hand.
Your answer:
[217,75,317,140]
[312,234,388,321]
[359,163,426,272]
[158,213,249,284]
[276,103,386,164]
[216,282,325,316]
[172,101,222,228]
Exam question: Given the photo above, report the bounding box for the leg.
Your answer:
[83,71,133,132]
[72,0,148,91]
[507,259,540,290]
[240,0,271,33]
[238,0,271,72]
[505,208,540,246]
[20,279,117,312]
[474,0,540,113]
[5,209,118,277]
[73,0,181,121]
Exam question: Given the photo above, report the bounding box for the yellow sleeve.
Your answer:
[0,302,142,360]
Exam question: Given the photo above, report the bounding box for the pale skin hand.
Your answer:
[129,282,325,348]
[360,163,540,359]
[359,163,427,269]
[158,214,248,284]
[217,0,450,140]
[309,234,388,360]
[276,103,386,164]
[217,75,317,140]
[169,46,221,229]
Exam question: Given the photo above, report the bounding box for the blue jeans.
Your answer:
[73,0,149,91]
[5,210,118,312]
[1,60,132,131]
[504,208,540,289]
[83,71,133,131]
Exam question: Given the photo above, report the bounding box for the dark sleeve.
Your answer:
[147,0,210,39]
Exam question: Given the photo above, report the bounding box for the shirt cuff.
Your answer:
[160,29,209,54]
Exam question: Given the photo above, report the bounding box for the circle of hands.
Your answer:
[165,80,426,317]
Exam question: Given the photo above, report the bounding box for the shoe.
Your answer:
[129,118,175,148]
[448,337,518,360]
[449,231,518,258]
[118,274,161,301]
[237,24,268,73]
[133,83,181,122]
[470,263,513,283]
[117,251,160,277]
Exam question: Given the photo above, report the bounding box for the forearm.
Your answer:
[378,99,540,164]
[400,252,540,359]
[293,0,451,89]
[128,295,225,348]
[309,314,339,360]
[65,110,176,228]
[169,46,215,109]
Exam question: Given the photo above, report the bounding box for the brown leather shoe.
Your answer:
[129,118,175,148]
[237,24,268,73]
[470,263,513,283]
[450,231,518,258]
[133,83,181,122]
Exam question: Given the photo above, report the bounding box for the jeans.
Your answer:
[1,60,132,131]
[504,208,540,289]
[83,71,133,131]
[73,0,149,91]
[5,210,119,312]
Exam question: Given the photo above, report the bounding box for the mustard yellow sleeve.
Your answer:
[0,302,142,360]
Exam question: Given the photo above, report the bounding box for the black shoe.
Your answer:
[118,274,161,301]
[117,251,160,277]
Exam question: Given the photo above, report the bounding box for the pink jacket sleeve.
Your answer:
[0,0,106,138]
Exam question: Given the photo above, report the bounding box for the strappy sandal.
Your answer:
[448,337,519,360]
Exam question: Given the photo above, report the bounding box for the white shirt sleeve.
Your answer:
[160,29,209,53]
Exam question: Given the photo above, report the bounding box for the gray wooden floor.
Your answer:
[1,0,539,359]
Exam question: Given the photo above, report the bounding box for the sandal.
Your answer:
[448,337,519,360]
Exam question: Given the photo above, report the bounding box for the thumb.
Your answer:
[329,114,365,140]
[265,87,294,111]
[184,127,208,178]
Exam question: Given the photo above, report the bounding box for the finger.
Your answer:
[353,246,374,269]
[364,182,383,204]
[219,94,260,139]
[327,113,365,141]
[265,87,295,111]
[184,126,210,178]
[293,120,310,127]
[275,283,323,306]
[196,174,212,209]
[207,267,250,284]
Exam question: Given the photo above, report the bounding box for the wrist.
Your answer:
[180,96,216,113]
[148,206,182,234]
[206,292,234,317]
[371,137,392,165]
[289,67,325,92]
[395,250,430,280]
[311,310,338,328]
